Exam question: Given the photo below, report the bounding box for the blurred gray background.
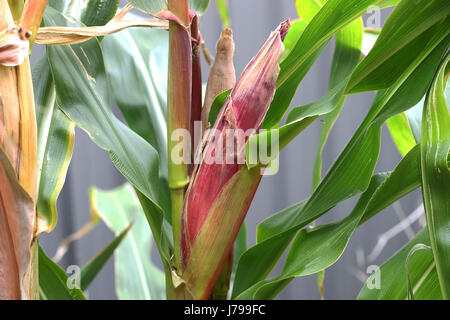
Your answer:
[35,0,425,299]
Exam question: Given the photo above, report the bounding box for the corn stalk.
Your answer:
[166,0,192,275]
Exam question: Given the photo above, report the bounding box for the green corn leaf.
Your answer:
[232,27,448,299]
[33,55,74,234]
[102,26,171,216]
[34,0,123,235]
[406,81,448,143]
[379,0,400,7]
[295,0,398,21]
[215,0,230,27]
[420,53,450,299]
[126,0,167,14]
[90,184,166,300]
[230,224,247,294]
[294,0,326,22]
[405,244,434,300]
[257,200,307,244]
[247,17,363,170]
[48,0,119,26]
[259,144,420,243]
[235,144,421,299]
[189,0,210,16]
[44,7,171,263]
[207,89,231,126]
[80,0,120,27]
[347,0,450,93]
[405,98,424,143]
[38,246,86,300]
[358,228,442,300]
[313,17,363,190]
[249,6,363,209]
[80,224,132,291]
[128,0,210,16]
[264,0,386,129]
[236,174,388,300]
[102,27,168,162]
[280,20,308,62]
[386,113,416,157]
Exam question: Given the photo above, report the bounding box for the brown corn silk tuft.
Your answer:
[0,0,38,299]
[201,27,236,132]
[181,20,290,299]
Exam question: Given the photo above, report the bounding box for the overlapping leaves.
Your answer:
[233,0,450,299]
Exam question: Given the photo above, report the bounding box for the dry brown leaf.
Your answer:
[201,28,236,131]
[0,148,34,300]
[0,0,38,300]
[36,19,169,45]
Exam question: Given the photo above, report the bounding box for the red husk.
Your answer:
[181,21,290,296]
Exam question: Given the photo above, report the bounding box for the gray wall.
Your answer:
[37,1,424,299]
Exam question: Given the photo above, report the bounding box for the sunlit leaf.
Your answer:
[386,113,416,157]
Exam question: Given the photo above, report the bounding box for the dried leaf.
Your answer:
[36,19,169,45]
[0,148,34,299]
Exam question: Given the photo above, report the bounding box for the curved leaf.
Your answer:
[420,54,450,299]
[358,228,441,300]
[33,55,74,234]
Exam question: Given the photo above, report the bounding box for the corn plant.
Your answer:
[0,0,449,300]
